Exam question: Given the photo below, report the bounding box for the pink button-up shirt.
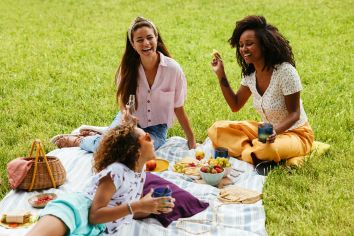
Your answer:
[135,52,187,128]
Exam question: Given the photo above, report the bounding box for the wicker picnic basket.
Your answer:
[17,139,66,191]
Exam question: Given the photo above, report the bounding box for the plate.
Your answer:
[148,159,169,172]
[28,193,57,208]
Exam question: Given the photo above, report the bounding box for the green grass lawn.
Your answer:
[0,0,353,235]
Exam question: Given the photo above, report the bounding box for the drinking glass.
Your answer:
[126,94,136,115]
[258,123,273,143]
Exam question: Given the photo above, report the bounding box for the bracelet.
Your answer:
[219,76,230,88]
[127,202,134,215]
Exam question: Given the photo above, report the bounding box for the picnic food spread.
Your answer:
[0,211,38,229]
[1,212,31,224]
[200,165,223,174]
[208,157,231,168]
[218,185,262,204]
[145,160,157,171]
[173,156,202,176]
[145,159,169,172]
[195,150,205,160]
[173,152,233,183]
[28,193,57,208]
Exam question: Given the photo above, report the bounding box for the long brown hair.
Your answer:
[116,17,171,108]
[93,123,141,173]
[228,15,295,76]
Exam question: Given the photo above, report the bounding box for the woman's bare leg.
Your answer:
[26,215,67,236]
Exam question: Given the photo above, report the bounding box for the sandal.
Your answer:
[50,134,82,148]
[255,161,278,176]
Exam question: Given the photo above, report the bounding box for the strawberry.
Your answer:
[200,166,209,173]
[214,167,223,173]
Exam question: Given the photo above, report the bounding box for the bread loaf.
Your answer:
[1,212,31,224]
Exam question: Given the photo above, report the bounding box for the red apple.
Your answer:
[146,160,157,171]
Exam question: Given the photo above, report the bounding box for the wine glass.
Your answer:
[126,94,136,115]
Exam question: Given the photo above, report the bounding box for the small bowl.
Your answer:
[28,193,57,208]
[200,169,225,186]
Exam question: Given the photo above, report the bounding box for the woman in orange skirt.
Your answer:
[208,16,314,167]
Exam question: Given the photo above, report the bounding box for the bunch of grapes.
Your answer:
[208,157,231,168]
[200,164,223,174]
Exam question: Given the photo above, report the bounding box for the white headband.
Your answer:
[128,17,158,45]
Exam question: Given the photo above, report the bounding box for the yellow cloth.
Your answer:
[208,120,314,166]
[285,141,330,166]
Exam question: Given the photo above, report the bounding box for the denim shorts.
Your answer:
[80,111,168,152]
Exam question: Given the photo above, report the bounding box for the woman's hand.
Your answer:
[267,130,277,143]
[135,189,175,215]
[210,52,226,79]
[210,51,251,112]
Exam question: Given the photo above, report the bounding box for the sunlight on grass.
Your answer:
[0,0,353,234]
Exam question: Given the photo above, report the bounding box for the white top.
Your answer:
[84,162,146,234]
[118,52,187,128]
[241,62,308,130]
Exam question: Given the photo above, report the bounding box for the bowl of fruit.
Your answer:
[208,157,232,177]
[199,165,224,186]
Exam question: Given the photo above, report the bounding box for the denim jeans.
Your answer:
[80,112,168,152]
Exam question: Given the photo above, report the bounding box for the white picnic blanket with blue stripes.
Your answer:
[0,133,267,236]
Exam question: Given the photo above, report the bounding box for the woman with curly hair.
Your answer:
[27,123,175,235]
[208,15,314,171]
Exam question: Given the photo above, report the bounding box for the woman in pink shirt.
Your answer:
[53,16,196,151]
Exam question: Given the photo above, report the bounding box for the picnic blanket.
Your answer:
[0,127,267,236]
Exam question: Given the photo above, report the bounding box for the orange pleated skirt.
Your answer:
[208,120,314,165]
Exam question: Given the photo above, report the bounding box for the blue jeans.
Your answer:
[80,112,168,152]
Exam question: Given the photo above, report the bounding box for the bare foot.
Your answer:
[79,129,100,136]
[52,135,82,148]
